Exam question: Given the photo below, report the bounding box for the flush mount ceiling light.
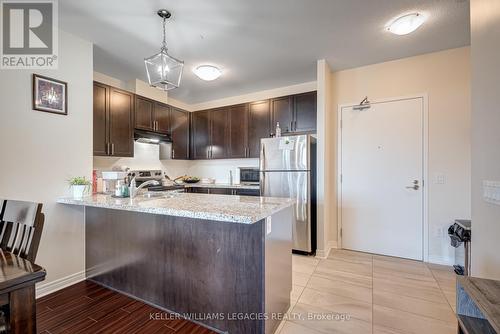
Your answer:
[387,13,426,35]
[193,65,222,81]
[144,9,184,91]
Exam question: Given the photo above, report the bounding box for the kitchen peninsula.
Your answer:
[58,193,294,334]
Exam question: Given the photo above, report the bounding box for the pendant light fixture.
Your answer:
[144,9,184,91]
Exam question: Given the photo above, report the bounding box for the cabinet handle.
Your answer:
[207,149,210,159]
[106,143,109,155]
[111,143,115,156]
[172,149,175,159]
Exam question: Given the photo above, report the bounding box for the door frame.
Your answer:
[336,94,429,261]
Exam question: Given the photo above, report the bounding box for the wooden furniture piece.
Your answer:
[0,250,46,334]
[456,276,500,333]
[0,200,44,263]
[93,82,134,157]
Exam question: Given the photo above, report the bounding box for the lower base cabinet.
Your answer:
[186,187,260,196]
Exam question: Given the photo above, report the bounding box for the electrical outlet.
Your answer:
[266,217,272,235]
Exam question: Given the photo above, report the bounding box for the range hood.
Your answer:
[134,129,172,144]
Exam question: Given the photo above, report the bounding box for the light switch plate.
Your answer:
[483,181,500,205]
[434,173,446,184]
[266,217,272,235]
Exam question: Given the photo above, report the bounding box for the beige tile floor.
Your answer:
[277,249,457,334]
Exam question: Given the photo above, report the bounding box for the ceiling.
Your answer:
[59,0,470,104]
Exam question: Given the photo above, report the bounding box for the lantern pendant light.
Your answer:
[144,9,184,91]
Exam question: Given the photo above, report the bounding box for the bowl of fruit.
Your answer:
[176,176,200,184]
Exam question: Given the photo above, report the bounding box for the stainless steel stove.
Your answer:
[128,170,184,192]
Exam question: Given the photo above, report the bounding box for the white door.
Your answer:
[340,97,424,260]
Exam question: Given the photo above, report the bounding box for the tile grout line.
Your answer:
[371,255,374,334]
[427,265,457,316]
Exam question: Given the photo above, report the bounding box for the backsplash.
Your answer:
[93,142,259,184]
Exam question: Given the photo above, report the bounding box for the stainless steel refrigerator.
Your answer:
[260,135,316,254]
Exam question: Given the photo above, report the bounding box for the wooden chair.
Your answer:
[0,200,44,262]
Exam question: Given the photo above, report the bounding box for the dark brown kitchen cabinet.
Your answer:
[210,107,229,159]
[247,100,271,158]
[228,104,248,158]
[191,110,210,159]
[93,82,109,156]
[170,107,189,159]
[135,96,154,131]
[270,96,293,134]
[154,102,170,133]
[135,96,170,134]
[108,87,134,157]
[93,82,134,157]
[293,91,317,133]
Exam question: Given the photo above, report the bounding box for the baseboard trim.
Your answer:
[36,270,86,298]
[315,240,338,259]
[427,255,454,266]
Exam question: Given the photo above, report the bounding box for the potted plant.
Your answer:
[68,177,92,198]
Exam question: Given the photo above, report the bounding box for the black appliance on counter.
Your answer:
[448,219,471,276]
[238,167,260,185]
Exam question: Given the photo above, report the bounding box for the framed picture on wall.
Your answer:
[32,74,68,115]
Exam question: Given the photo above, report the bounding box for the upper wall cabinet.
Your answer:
[170,107,189,160]
[248,100,271,158]
[293,91,317,133]
[135,96,170,134]
[93,82,134,157]
[270,96,293,134]
[191,110,211,160]
[228,104,249,159]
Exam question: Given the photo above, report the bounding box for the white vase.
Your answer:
[72,185,87,199]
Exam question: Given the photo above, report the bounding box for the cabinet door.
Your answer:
[135,96,154,131]
[209,188,232,195]
[228,104,248,158]
[109,87,134,157]
[248,100,270,158]
[170,107,189,159]
[154,102,170,134]
[293,91,317,133]
[210,107,229,159]
[271,96,293,134]
[93,82,109,156]
[191,110,210,159]
[234,188,260,197]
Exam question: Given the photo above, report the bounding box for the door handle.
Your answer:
[260,172,265,195]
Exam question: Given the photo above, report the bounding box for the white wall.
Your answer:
[330,47,471,265]
[0,30,93,293]
[470,0,500,279]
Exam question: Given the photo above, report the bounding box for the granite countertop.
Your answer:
[182,183,260,190]
[57,193,292,224]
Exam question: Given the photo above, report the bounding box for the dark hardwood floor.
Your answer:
[36,280,217,334]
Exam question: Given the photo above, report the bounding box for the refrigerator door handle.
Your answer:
[260,145,266,170]
[260,172,265,195]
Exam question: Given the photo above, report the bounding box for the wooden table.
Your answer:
[0,250,46,333]
[457,276,500,334]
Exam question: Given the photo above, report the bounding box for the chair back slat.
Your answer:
[0,200,44,262]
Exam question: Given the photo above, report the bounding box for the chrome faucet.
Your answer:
[128,177,160,198]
